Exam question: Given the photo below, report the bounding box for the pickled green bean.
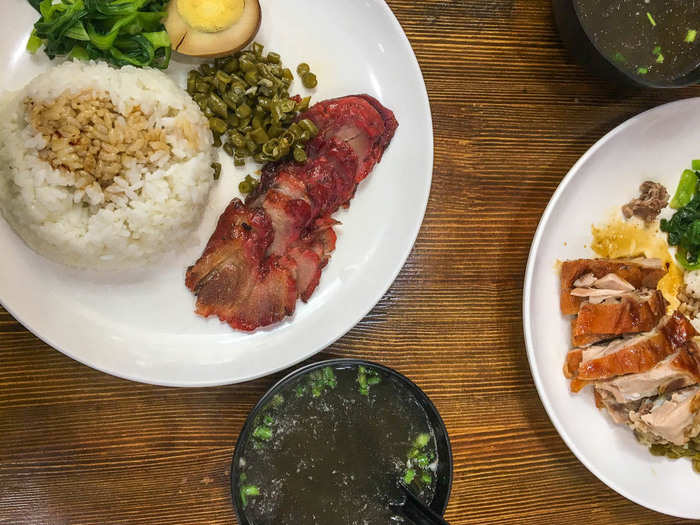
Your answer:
[209,117,228,135]
[186,43,320,166]
[208,93,228,118]
[293,144,307,163]
[302,72,318,89]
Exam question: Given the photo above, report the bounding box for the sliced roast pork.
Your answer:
[595,342,700,404]
[628,386,700,446]
[560,258,667,315]
[184,200,297,331]
[564,312,696,389]
[570,289,667,347]
[186,95,398,331]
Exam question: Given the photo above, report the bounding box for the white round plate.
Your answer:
[524,97,700,519]
[0,0,432,386]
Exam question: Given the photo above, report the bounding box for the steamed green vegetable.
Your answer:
[670,169,698,209]
[660,164,700,269]
[26,0,171,69]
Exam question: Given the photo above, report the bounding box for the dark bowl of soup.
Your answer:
[230,359,453,525]
[553,0,700,87]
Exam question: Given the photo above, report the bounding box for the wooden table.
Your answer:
[3,1,700,523]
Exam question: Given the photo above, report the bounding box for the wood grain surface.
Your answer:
[3,1,700,523]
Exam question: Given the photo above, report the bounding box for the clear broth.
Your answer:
[236,365,437,525]
[575,0,700,83]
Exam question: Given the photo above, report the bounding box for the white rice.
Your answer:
[0,61,214,269]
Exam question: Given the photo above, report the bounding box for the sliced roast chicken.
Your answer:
[563,311,696,391]
[560,258,667,315]
[596,342,700,404]
[570,289,667,347]
[559,256,700,450]
[628,386,700,446]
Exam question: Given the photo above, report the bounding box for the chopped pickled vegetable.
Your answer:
[210,162,222,180]
[238,174,259,194]
[187,43,320,165]
[302,72,317,89]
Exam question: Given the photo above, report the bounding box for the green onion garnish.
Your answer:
[646,12,656,26]
[686,29,697,43]
[414,433,431,449]
[240,484,260,508]
[613,52,626,63]
[637,67,649,75]
[403,469,416,484]
[252,426,273,441]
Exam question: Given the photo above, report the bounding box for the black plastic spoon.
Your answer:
[391,482,451,525]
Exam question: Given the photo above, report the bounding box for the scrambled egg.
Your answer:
[591,218,682,310]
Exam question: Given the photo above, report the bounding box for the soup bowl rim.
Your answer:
[230,357,454,523]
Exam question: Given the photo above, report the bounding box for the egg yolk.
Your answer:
[177,0,245,33]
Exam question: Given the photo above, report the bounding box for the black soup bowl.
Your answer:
[553,0,700,88]
[230,358,453,525]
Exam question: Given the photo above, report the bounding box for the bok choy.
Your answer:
[26,0,172,69]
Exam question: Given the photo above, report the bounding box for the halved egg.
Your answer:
[165,0,261,57]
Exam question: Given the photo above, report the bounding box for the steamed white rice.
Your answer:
[0,61,214,269]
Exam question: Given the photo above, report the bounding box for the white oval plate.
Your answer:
[524,98,700,519]
[0,0,432,386]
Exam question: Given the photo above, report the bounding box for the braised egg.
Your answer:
[165,0,261,57]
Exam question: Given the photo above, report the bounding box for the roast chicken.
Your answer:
[559,257,700,449]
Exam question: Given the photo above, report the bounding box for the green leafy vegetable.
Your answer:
[686,29,697,43]
[670,169,698,209]
[660,166,700,269]
[26,0,171,69]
